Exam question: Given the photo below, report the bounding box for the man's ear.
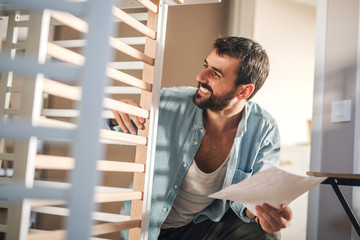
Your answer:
[236,84,255,100]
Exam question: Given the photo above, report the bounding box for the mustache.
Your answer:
[198,82,213,93]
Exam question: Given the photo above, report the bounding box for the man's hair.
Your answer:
[213,36,270,100]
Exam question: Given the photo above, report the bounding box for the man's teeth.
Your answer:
[200,86,210,94]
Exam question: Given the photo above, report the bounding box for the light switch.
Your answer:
[331,99,352,123]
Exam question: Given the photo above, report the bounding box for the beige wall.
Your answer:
[251,0,316,145]
[161,2,230,89]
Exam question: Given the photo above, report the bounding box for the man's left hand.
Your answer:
[255,203,293,234]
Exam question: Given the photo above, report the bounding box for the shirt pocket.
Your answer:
[231,169,253,184]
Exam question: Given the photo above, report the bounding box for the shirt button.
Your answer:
[200,129,204,133]
[183,163,188,168]
[194,141,198,145]
[163,208,168,212]
[174,185,178,189]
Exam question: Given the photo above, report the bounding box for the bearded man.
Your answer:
[109,36,293,240]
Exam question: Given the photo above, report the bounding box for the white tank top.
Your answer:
[162,156,229,229]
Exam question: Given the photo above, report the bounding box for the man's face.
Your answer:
[193,49,240,112]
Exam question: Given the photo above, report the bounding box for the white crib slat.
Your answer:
[101,129,147,145]
[42,78,149,118]
[108,61,144,70]
[31,206,130,222]
[42,78,81,101]
[103,98,149,119]
[27,220,141,240]
[34,154,145,172]
[50,10,88,33]
[109,37,154,66]
[41,109,79,118]
[112,6,156,40]
[105,86,141,94]
[136,0,158,13]
[30,200,66,208]
[95,191,142,203]
[106,67,152,91]
[52,37,146,48]
[92,221,141,235]
[47,42,85,65]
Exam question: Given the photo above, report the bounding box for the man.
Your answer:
[109,36,292,239]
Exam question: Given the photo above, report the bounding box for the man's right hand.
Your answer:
[111,99,146,135]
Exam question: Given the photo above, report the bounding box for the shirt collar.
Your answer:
[235,102,248,138]
[193,106,205,130]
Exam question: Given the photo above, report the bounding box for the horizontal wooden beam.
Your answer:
[34,154,145,172]
[43,78,149,118]
[136,0,158,13]
[95,191,142,203]
[112,6,156,39]
[27,220,141,239]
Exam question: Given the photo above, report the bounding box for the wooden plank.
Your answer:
[94,191,142,203]
[42,78,81,101]
[47,42,85,65]
[92,220,141,236]
[109,37,154,66]
[46,43,152,90]
[30,200,66,208]
[34,154,145,172]
[36,118,147,145]
[106,67,152,91]
[50,10,89,33]
[49,9,154,64]
[136,0,158,13]
[130,1,159,238]
[112,6,156,40]
[101,129,147,145]
[307,171,360,179]
[103,97,149,119]
[31,206,131,222]
[42,78,149,118]
[27,220,141,239]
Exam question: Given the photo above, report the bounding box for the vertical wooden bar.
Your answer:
[129,0,159,239]
[0,12,18,177]
[5,10,51,240]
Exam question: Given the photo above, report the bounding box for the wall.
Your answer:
[251,0,316,146]
[161,2,230,88]
[308,0,360,239]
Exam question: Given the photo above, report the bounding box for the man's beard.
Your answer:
[193,83,236,112]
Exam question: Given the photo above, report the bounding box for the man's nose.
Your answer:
[196,68,211,83]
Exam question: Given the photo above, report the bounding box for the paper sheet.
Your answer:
[209,167,326,214]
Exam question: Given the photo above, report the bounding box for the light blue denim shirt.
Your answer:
[114,86,281,240]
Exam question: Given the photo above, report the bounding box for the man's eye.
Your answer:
[212,71,221,79]
[203,63,208,68]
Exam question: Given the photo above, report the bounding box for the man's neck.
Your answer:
[203,100,246,134]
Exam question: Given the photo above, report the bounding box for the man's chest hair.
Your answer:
[194,134,234,173]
